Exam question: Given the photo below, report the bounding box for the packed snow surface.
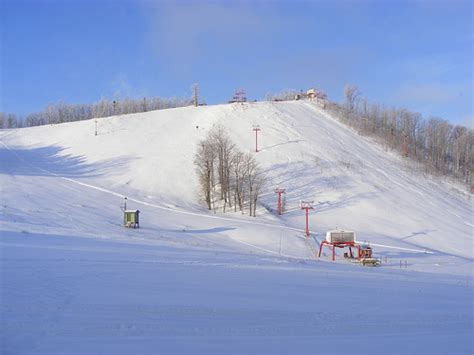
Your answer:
[1,101,472,354]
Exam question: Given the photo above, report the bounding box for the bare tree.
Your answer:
[195,139,216,210]
[230,151,245,212]
[191,83,199,107]
[324,84,473,191]
[344,84,361,112]
[209,125,235,211]
[12,95,191,129]
[242,153,265,217]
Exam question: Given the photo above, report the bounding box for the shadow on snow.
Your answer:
[0,145,136,179]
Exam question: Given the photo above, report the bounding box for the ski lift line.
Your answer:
[368,242,434,254]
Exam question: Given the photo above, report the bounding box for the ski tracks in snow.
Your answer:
[0,139,314,259]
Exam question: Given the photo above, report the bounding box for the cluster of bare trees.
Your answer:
[195,125,265,216]
[0,96,192,129]
[265,88,327,103]
[264,89,301,101]
[327,84,474,190]
[0,113,23,129]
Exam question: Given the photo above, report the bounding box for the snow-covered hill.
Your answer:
[2,101,472,263]
[1,101,472,354]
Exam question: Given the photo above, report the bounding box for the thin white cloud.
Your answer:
[145,2,269,72]
[109,73,145,99]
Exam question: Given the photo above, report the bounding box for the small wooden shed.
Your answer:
[124,209,140,228]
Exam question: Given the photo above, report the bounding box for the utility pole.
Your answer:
[191,83,199,107]
[300,200,314,238]
[253,125,261,152]
[274,188,286,215]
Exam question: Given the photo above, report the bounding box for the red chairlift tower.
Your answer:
[252,125,261,152]
[274,188,286,215]
[300,200,314,238]
[229,89,247,104]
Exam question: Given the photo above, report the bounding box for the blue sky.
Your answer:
[1,0,472,126]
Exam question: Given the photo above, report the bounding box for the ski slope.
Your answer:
[1,101,473,354]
